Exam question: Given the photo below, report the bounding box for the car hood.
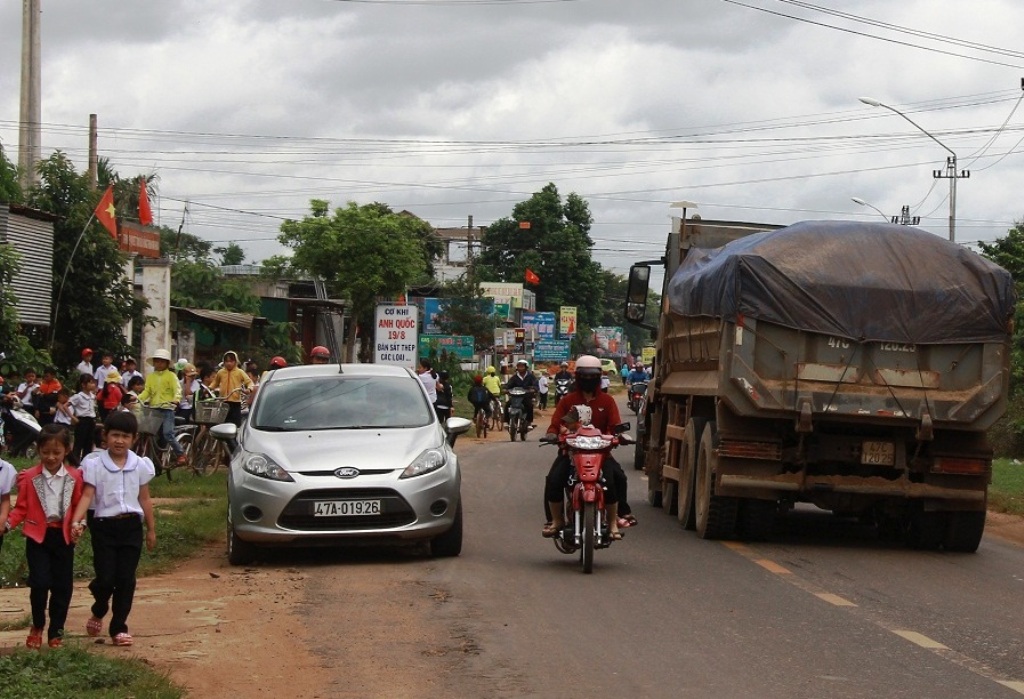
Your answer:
[241,423,445,472]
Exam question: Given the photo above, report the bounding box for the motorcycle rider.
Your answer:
[554,361,572,382]
[628,362,648,385]
[542,355,626,540]
[505,359,537,426]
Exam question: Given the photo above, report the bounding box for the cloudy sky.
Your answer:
[2,0,1023,281]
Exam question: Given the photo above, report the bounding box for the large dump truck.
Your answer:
[625,218,1015,551]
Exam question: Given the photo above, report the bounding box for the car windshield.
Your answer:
[251,375,433,431]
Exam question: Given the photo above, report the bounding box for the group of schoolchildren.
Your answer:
[0,347,265,651]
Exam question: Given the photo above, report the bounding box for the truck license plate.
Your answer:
[313,500,381,517]
[861,441,894,466]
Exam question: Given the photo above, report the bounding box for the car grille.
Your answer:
[278,488,416,531]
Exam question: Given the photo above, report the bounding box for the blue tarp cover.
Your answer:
[667,221,1015,344]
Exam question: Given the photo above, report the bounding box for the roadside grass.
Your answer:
[0,643,182,698]
[990,458,1024,516]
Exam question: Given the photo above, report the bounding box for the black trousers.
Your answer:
[73,416,96,463]
[544,453,631,518]
[225,401,243,427]
[87,513,143,637]
[25,527,76,640]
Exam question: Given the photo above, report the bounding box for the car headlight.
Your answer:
[242,453,294,482]
[400,448,447,479]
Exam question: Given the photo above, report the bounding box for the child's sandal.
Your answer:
[112,632,133,646]
[26,627,43,650]
[86,616,103,637]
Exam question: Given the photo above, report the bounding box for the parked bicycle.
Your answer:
[189,398,231,476]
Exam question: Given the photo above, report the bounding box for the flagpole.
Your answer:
[49,212,96,350]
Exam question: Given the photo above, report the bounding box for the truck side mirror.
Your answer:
[625,264,651,322]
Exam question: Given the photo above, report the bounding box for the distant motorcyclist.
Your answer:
[554,361,572,383]
[627,363,648,385]
[505,359,537,426]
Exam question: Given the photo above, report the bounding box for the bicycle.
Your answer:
[134,404,194,479]
[189,398,231,476]
[488,394,504,432]
[473,405,489,439]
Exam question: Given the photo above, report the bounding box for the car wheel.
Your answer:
[430,501,463,558]
[226,515,257,566]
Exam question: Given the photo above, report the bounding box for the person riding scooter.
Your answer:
[505,359,537,426]
[542,355,633,540]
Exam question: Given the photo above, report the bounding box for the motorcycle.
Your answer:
[540,406,634,574]
[1,395,42,459]
[505,387,534,441]
[627,381,648,414]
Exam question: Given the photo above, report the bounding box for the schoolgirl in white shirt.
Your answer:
[70,411,156,647]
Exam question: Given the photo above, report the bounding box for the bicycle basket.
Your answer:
[194,399,230,425]
[138,406,164,435]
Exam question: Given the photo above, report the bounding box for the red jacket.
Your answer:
[7,464,84,545]
[547,390,622,435]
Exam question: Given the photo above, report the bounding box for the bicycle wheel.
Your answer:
[198,430,224,476]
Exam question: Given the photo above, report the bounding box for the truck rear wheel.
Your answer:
[695,422,738,540]
[661,479,677,515]
[945,510,985,553]
[677,417,706,530]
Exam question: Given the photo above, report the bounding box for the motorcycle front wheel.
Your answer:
[508,416,518,441]
[581,502,596,574]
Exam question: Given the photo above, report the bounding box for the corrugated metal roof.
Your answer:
[172,307,267,329]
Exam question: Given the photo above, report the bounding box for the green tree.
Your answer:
[979,223,1024,394]
[214,242,246,266]
[436,268,502,351]
[279,200,431,361]
[26,152,144,371]
[0,244,22,352]
[0,147,21,203]
[170,260,260,315]
[476,183,604,327]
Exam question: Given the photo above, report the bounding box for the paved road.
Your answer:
[301,409,1024,698]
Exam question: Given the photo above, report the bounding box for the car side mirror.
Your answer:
[210,423,238,442]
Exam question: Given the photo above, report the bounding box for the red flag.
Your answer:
[524,268,540,285]
[138,181,153,226]
[94,185,117,239]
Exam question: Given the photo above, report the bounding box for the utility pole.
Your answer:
[19,0,42,191]
[88,114,98,190]
[932,157,969,242]
[890,205,920,226]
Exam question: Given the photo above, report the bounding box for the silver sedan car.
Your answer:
[213,363,471,564]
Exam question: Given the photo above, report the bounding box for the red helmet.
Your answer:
[269,356,287,369]
[81,348,93,358]
[310,345,330,360]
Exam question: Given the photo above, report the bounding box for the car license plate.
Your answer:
[313,500,381,517]
[861,441,895,466]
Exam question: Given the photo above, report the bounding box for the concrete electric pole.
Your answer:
[19,0,42,191]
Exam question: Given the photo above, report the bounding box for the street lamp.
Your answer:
[851,197,889,221]
[858,97,968,242]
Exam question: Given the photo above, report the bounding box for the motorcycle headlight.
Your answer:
[567,436,612,450]
[400,448,447,479]
[242,453,294,482]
